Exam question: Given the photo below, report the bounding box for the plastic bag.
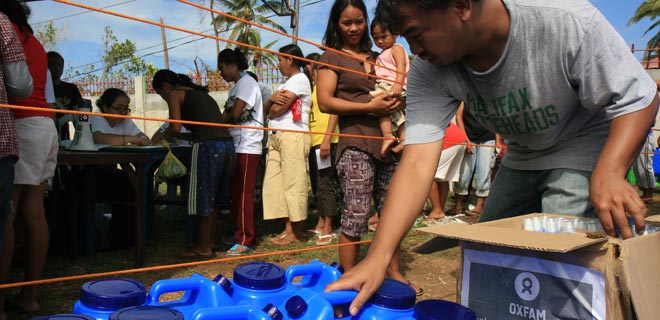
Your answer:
[155,140,187,181]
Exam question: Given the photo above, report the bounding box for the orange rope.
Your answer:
[52,0,400,86]
[178,0,407,83]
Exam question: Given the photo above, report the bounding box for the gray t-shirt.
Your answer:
[405,0,657,171]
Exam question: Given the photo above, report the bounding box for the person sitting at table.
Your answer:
[91,88,148,249]
[47,51,82,141]
[152,69,235,259]
[91,88,151,146]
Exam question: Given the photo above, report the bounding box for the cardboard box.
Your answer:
[416,213,660,320]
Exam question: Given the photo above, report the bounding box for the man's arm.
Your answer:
[590,94,659,239]
[325,139,443,315]
[4,60,32,98]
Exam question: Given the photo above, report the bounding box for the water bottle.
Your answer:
[286,260,343,292]
[109,306,183,320]
[190,304,283,320]
[32,315,95,320]
[353,279,416,319]
[72,278,146,320]
[146,273,235,319]
[413,300,476,320]
[214,261,300,310]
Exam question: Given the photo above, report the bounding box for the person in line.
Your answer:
[631,130,655,203]
[0,0,56,314]
[327,0,659,314]
[46,51,81,140]
[218,48,264,256]
[370,18,410,157]
[306,52,340,245]
[152,69,235,258]
[447,103,497,216]
[316,0,421,295]
[262,44,312,245]
[423,122,467,224]
[0,10,32,320]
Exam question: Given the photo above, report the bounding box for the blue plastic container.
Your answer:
[72,278,146,320]
[413,300,476,320]
[146,273,235,318]
[109,306,183,320]
[214,261,300,309]
[352,279,416,319]
[32,315,96,320]
[287,260,343,292]
[275,288,359,319]
[190,304,283,320]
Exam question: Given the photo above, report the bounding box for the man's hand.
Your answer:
[590,172,646,239]
[325,257,388,316]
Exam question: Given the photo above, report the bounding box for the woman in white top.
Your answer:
[218,48,264,255]
[263,44,312,245]
[91,88,150,146]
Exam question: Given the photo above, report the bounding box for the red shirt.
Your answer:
[442,122,468,150]
[9,24,51,119]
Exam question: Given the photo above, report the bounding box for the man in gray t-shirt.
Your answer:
[326,0,659,314]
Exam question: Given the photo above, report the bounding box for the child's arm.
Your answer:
[389,44,408,97]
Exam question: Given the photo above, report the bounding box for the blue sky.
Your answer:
[25,0,655,79]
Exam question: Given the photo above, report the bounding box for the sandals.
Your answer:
[315,233,337,245]
[177,249,215,259]
[226,244,252,256]
[408,281,424,296]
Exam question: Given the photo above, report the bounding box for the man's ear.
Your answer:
[453,0,474,21]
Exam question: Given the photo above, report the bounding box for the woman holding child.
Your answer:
[316,0,421,294]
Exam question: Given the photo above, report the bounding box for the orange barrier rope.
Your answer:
[178,0,407,83]
[0,103,400,142]
[52,0,401,86]
[0,233,431,290]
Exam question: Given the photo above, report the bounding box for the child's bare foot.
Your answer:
[380,134,397,157]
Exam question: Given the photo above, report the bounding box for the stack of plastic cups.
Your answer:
[109,306,183,320]
[146,273,235,318]
[72,278,146,320]
[413,300,476,320]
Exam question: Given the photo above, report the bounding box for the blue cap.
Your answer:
[330,262,345,274]
[32,315,96,320]
[263,303,284,320]
[285,295,308,318]
[233,262,286,290]
[79,278,146,310]
[369,279,416,310]
[109,306,184,320]
[413,300,476,320]
[213,273,234,292]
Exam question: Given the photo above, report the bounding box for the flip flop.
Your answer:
[315,233,336,245]
[176,249,215,259]
[226,244,252,256]
[422,216,447,225]
[408,281,424,296]
[368,223,378,232]
[271,235,301,246]
[464,210,482,217]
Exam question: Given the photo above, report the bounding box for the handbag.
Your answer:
[155,140,187,181]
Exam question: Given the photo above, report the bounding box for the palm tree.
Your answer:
[213,0,288,69]
[628,0,660,56]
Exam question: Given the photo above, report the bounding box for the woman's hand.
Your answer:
[325,256,388,316]
[369,92,401,117]
[129,135,152,146]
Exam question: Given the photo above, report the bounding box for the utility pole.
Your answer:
[291,0,299,45]
[160,17,169,69]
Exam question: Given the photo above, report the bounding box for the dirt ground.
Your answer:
[4,194,660,318]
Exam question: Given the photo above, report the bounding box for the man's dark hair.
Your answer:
[375,0,455,34]
[322,0,372,51]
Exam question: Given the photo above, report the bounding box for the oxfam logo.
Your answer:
[514,272,540,301]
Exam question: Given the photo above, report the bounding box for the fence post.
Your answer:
[134,76,147,134]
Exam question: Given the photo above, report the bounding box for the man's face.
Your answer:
[48,56,64,81]
[398,3,468,65]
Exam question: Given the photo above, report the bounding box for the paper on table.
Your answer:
[316,148,331,170]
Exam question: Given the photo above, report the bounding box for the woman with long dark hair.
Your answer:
[152,69,235,258]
